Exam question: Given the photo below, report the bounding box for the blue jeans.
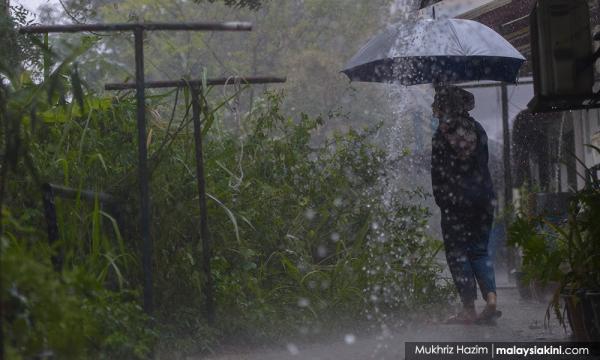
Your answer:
[441,205,496,305]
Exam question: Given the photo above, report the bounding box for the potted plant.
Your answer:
[546,187,600,341]
[508,215,563,303]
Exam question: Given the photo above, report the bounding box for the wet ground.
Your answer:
[202,284,570,360]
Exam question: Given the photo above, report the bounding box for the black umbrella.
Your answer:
[342,18,525,85]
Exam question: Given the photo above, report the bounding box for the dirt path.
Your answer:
[199,286,569,360]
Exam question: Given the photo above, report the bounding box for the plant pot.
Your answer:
[562,290,590,341]
[515,271,533,300]
[583,291,600,341]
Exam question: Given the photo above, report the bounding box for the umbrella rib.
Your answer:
[448,21,467,55]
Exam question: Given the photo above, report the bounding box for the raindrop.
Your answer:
[317,245,328,258]
[331,232,341,242]
[286,343,300,356]
[297,298,310,307]
[344,334,357,345]
[305,208,316,220]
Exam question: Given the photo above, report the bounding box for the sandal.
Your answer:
[475,307,502,326]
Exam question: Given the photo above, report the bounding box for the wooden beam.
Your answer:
[19,22,252,34]
[105,76,286,90]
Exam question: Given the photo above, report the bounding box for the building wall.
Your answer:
[457,0,600,191]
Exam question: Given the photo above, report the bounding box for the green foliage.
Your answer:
[553,189,600,291]
[3,74,451,356]
[365,190,454,318]
[508,216,565,285]
[508,147,600,327]
[145,91,453,354]
[3,23,450,357]
[1,27,155,358]
[1,228,156,359]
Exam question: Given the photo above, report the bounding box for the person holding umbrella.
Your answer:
[431,85,500,325]
[342,15,525,325]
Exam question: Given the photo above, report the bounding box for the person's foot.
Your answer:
[474,292,500,325]
[475,306,502,326]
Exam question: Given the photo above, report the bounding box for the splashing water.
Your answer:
[363,3,438,354]
[389,0,423,20]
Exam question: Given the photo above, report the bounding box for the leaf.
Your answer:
[88,153,108,174]
[585,143,600,155]
[91,196,102,261]
[279,256,301,282]
[239,214,256,231]
[206,193,241,245]
[201,84,250,136]
[42,37,98,106]
[183,85,190,111]
[100,210,125,256]
[70,63,85,112]
[77,110,93,163]
[100,252,126,289]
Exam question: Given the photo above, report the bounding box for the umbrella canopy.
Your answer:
[342,18,525,85]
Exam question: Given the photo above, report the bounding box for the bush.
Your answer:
[146,92,454,353]
[1,227,157,359]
